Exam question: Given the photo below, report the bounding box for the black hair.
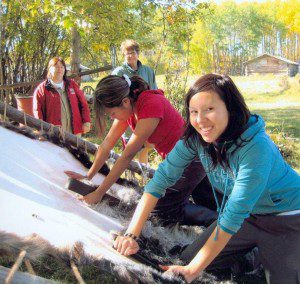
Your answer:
[93,75,149,135]
[183,73,251,170]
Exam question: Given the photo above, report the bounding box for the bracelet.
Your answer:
[124,232,139,241]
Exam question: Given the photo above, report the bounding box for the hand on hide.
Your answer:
[160,264,200,283]
[64,170,86,180]
[78,189,104,204]
[113,235,140,256]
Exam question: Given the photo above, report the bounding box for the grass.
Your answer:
[0,253,119,283]
[83,73,300,172]
[238,75,300,173]
[157,73,300,173]
[1,73,299,282]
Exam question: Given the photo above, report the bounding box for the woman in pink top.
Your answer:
[66,75,218,225]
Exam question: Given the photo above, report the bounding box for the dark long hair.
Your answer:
[94,75,149,135]
[183,74,251,170]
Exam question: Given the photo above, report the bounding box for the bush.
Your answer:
[163,71,188,117]
[268,131,295,164]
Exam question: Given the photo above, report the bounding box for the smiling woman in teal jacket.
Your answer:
[114,74,300,283]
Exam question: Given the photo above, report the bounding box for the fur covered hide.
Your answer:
[0,122,221,283]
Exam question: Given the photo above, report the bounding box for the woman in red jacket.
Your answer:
[66,75,218,226]
[33,57,91,135]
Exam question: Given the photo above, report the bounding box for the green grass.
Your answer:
[158,73,300,172]
[1,74,299,283]
[239,75,300,173]
[83,74,300,172]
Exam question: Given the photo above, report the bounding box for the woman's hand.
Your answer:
[78,189,104,204]
[161,228,232,283]
[64,170,87,180]
[160,264,200,283]
[82,122,91,134]
[113,235,140,256]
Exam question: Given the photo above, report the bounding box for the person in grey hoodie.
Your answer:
[114,74,300,283]
[112,39,157,90]
[112,39,158,164]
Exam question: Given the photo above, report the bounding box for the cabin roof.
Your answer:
[244,53,300,66]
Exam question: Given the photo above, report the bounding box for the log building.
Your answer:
[244,53,299,77]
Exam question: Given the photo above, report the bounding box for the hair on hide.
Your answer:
[1,122,223,283]
[0,231,193,284]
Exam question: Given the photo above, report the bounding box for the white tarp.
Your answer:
[0,125,137,265]
[0,125,223,283]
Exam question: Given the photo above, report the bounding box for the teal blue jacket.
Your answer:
[112,60,157,90]
[144,115,300,234]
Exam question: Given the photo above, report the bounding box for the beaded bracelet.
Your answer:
[124,232,139,241]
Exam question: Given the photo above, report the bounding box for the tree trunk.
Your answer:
[0,0,4,97]
[296,34,299,61]
[70,27,81,85]
[154,10,167,73]
[111,45,117,69]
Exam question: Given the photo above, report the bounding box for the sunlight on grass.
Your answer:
[83,73,300,173]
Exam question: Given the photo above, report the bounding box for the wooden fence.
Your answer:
[0,101,155,178]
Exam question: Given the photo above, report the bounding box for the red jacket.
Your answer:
[33,79,91,135]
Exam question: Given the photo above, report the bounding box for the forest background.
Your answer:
[0,0,299,173]
[0,1,299,280]
[1,0,300,85]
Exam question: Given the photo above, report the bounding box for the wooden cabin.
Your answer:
[244,54,300,77]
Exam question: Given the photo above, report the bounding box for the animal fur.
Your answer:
[0,121,221,283]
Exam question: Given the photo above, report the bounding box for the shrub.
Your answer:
[268,131,296,165]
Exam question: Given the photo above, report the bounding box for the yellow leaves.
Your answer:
[276,0,300,33]
[166,15,175,25]
[62,16,75,29]
[91,43,110,52]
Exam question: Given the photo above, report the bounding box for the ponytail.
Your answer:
[93,75,149,136]
[128,75,149,101]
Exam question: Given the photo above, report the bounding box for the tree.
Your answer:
[1,0,69,90]
[188,0,298,75]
